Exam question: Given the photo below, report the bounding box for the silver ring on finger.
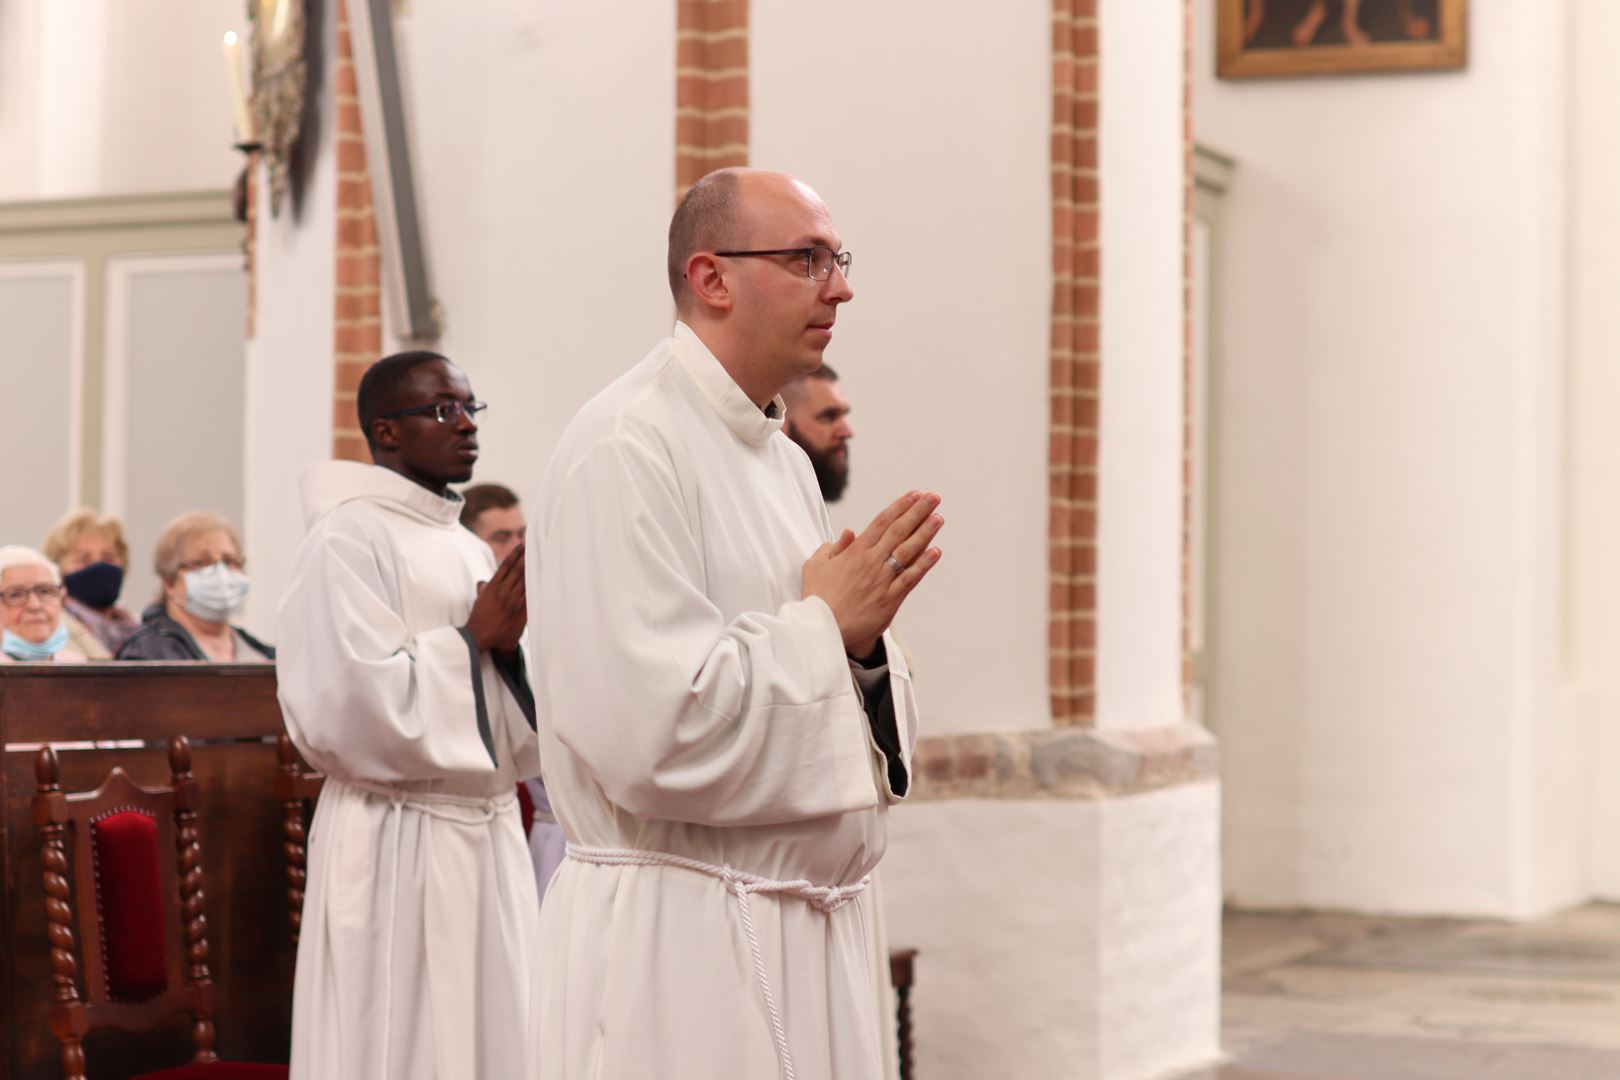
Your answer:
[885,553,905,575]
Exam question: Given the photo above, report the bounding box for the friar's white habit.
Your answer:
[528,323,918,1079]
[277,461,541,1080]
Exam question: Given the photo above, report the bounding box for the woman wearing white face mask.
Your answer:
[116,511,275,662]
[0,546,88,663]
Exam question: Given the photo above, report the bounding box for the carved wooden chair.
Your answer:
[889,947,917,1080]
[274,734,325,946]
[31,735,287,1079]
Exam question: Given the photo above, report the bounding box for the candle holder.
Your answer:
[248,0,308,218]
[231,144,261,224]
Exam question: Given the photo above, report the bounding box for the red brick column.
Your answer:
[676,0,749,199]
[1049,0,1101,725]
[332,1,382,463]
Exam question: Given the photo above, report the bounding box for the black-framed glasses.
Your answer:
[714,246,853,282]
[0,584,66,608]
[379,400,488,424]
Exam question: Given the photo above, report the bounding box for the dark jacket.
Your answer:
[116,604,276,662]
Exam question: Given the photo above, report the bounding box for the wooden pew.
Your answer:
[1,664,291,1078]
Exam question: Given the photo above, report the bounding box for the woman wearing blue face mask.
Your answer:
[0,546,89,663]
[116,511,275,663]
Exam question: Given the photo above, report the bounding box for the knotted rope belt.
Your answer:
[343,778,518,1080]
[566,843,872,1080]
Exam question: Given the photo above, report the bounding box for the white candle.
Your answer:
[222,31,255,144]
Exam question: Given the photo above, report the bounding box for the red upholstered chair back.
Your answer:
[274,733,325,946]
[516,778,536,835]
[31,736,219,1080]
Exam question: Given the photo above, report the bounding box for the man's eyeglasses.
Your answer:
[0,584,66,608]
[714,247,853,282]
[378,400,488,424]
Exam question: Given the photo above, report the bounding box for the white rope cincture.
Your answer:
[341,779,517,1080]
[381,791,404,1080]
[566,843,871,1080]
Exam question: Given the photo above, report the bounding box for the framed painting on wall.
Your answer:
[1217,0,1466,78]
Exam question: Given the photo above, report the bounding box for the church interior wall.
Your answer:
[751,0,1054,737]
[881,798,1104,1079]
[1095,0,1188,734]
[379,0,678,537]
[881,784,1219,1080]
[240,0,340,639]
[0,0,46,194]
[0,0,245,200]
[1567,0,1620,904]
[1193,0,1589,918]
[364,0,1060,739]
[1097,780,1221,1079]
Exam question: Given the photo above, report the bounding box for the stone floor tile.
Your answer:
[1176,903,1620,1080]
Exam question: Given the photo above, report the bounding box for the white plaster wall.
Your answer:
[34,0,105,195]
[1095,0,1187,733]
[1568,0,1620,902]
[0,0,44,192]
[1502,0,1584,920]
[385,0,676,501]
[240,2,338,640]
[881,800,1100,1078]
[96,2,247,194]
[882,787,1219,1080]
[1098,783,1221,1078]
[0,0,244,198]
[368,0,1055,737]
[1195,0,1584,916]
[752,0,1053,735]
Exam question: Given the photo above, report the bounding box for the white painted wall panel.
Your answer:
[0,265,79,547]
[106,256,246,607]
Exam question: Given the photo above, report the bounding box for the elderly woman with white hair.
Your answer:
[0,546,88,663]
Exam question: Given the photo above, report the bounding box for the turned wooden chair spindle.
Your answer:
[275,733,326,946]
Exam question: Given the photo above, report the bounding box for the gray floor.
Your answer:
[1176,903,1620,1079]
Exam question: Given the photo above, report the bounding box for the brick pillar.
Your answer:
[332,1,382,463]
[1049,0,1101,725]
[676,0,749,200]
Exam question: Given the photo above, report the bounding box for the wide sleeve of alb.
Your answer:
[536,435,885,828]
[275,522,498,782]
[849,633,917,803]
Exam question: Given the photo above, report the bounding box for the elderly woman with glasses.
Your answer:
[116,511,275,662]
[0,546,88,663]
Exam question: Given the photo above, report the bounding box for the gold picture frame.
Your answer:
[249,0,307,215]
[1217,0,1466,79]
